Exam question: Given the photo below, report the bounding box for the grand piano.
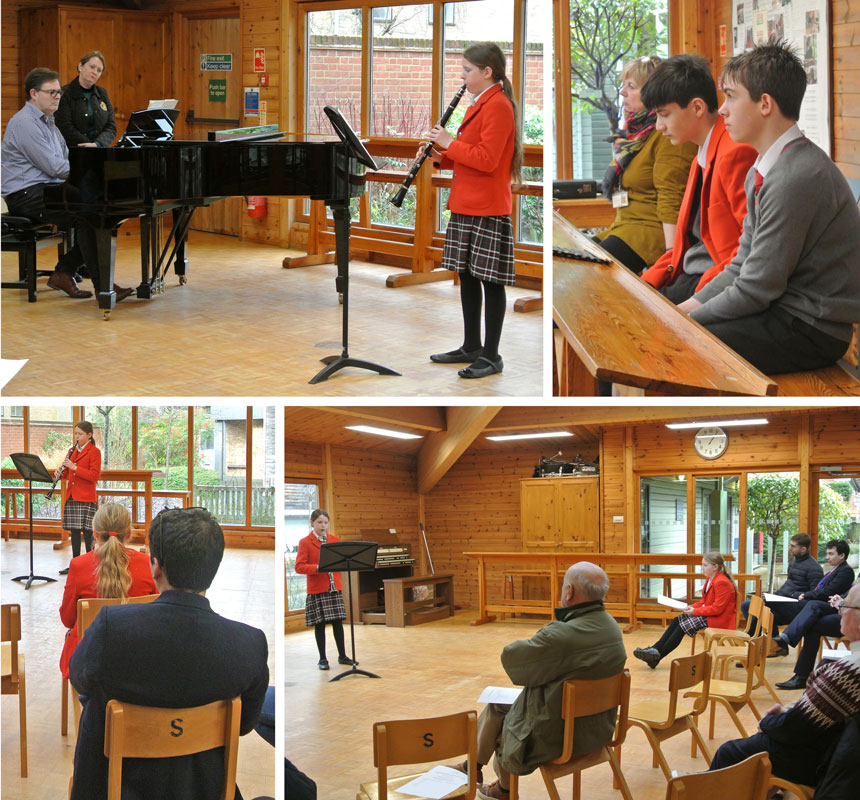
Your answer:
[44,109,400,383]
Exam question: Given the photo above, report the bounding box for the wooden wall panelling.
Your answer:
[599,427,628,555]
[832,0,860,177]
[798,413,812,536]
[285,439,325,479]
[810,408,860,461]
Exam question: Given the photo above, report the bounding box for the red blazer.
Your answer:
[642,116,756,291]
[295,532,344,595]
[689,570,737,630]
[59,547,157,678]
[436,84,515,216]
[61,442,102,504]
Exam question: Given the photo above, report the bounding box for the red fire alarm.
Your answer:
[259,73,269,87]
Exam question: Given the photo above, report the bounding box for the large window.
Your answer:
[745,471,800,591]
[817,476,858,563]
[284,481,322,613]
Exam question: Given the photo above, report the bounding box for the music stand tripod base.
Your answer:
[310,355,401,385]
[329,664,381,682]
[12,574,56,591]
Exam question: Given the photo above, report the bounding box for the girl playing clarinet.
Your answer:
[57,421,102,575]
[427,41,522,379]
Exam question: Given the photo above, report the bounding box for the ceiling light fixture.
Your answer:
[485,431,575,442]
[665,418,769,430]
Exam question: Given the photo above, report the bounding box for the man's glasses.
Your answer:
[836,601,860,614]
[37,89,63,98]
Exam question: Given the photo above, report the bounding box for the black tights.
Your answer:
[69,528,93,559]
[314,621,346,661]
[459,271,506,360]
[651,617,687,658]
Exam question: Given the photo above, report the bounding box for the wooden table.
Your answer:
[464,552,734,632]
[552,214,777,396]
[382,573,454,627]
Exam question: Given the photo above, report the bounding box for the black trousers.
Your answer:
[711,731,822,786]
[596,235,647,274]
[4,182,100,282]
[651,616,687,658]
[702,306,849,374]
[793,613,842,678]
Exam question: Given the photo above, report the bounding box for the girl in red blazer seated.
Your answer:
[634,552,737,668]
[294,509,356,670]
[58,502,157,678]
[426,41,522,379]
[57,420,102,575]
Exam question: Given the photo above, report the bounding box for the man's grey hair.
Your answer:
[567,562,610,602]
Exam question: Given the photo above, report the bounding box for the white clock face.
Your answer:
[693,426,728,459]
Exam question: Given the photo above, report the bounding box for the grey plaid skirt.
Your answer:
[678,613,709,636]
[305,590,346,626]
[442,213,515,286]
[62,499,97,531]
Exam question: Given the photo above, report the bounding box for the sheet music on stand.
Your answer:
[552,210,612,265]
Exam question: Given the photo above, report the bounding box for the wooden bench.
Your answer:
[771,327,860,396]
[382,573,454,627]
[1,212,67,303]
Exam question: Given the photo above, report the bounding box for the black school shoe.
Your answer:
[430,346,483,364]
[633,647,661,669]
[337,655,358,666]
[459,355,503,379]
[317,659,330,670]
[775,674,807,690]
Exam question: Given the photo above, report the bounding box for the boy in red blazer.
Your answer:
[639,54,756,303]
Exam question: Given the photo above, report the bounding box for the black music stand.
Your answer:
[318,540,380,681]
[308,108,401,384]
[9,453,58,590]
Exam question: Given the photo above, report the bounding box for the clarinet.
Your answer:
[390,84,467,208]
[46,444,75,501]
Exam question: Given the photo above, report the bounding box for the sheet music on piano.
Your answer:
[552,209,612,265]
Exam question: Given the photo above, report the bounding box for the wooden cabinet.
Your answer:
[520,476,600,551]
[20,5,170,143]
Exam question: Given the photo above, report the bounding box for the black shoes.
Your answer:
[59,567,70,575]
[317,659,330,670]
[775,674,807,690]
[769,637,789,658]
[633,647,661,669]
[337,655,358,666]
[430,346,483,364]
[459,355,503,379]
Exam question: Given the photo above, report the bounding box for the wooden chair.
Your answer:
[693,594,764,654]
[770,776,815,800]
[664,752,772,800]
[508,670,633,800]
[356,710,477,800]
[623,652,713,781]
[684,636,767,739]
[101,696,241,800]
[61,594,159,736]
[1,603,27,777]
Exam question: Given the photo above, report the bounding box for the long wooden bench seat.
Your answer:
[772,363,860,396]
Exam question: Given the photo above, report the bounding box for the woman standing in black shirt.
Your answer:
[56,50,116,148]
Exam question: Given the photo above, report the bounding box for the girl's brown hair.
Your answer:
[703,551,735,583]
[463,42,523,184]
[75,420,94,441]
[310,508,329,523]
[92,503,132,599]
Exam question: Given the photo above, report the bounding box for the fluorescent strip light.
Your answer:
[345,425,422,440]
[665,418,769,430]
[486,431,575,442]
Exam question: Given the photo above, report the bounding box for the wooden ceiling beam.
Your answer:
[418,406,502,494]
[303,406,446,432]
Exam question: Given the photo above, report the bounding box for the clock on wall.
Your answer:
[693,426,728,460]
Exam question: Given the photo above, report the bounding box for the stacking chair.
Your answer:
[693,594,764,654]
[356,710,478,800]
[508,670,633,800]
[61,594,159,736]
[664,752,771,800]
[623,652,713,781]
[684,636,767,739]
[1,603,27,777]
[97,696,241,800]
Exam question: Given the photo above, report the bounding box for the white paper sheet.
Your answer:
[0,359,27,391]
[821,648,851,661]
[657,594,689,611]
[763,593,798,603]
[478,685,522,704]
[397,766,467,799]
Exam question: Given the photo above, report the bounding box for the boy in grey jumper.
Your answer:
[677,41,860,374]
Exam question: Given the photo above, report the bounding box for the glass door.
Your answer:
[285,481,322,613]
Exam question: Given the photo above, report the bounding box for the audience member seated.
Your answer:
[68,507,269,800]
[59,502,157,680]
[594,55,696,273]
[679,41,860,375]
[450,562,626,800]
[741,533,822,640]
[633,552,735,668]
[770,540,855,661]
[811,713,860,800]
[707,582,860,788]
[637,54,756,304]
[776,580,859,691]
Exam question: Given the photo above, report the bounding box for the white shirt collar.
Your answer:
[697,121,717,169]
[470,82,499,105]
[754,123,803,177]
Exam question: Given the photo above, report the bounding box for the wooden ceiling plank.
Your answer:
[305,406,446,432]
[418,407,502,494]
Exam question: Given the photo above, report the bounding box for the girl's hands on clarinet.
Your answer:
[427,124,453,149]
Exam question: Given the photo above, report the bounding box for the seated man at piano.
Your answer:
[677,42,860,375]
[1,67,132,302]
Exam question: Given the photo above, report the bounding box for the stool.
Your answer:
[1,212,66,302]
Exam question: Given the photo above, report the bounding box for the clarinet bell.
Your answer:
[389,186,409,208]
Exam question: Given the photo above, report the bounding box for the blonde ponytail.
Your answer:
[92,503,132,599]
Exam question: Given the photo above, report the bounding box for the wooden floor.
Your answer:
[0,539,276,800]
[286,610,809,800]
[1,230,543,397]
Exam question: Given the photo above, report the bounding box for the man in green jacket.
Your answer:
[472,562,627,800]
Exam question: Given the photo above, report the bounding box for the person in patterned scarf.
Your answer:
[707,578,860,787]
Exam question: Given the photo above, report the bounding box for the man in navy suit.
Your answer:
[69,507,269,800]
